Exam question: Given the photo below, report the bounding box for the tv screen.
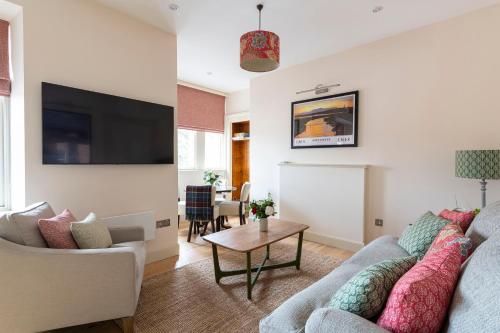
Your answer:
[42,82,174,164]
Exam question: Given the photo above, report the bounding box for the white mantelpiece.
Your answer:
[278,163,367,251]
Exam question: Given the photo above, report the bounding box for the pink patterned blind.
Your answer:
[0,19,9,97]
[178,84,225,133]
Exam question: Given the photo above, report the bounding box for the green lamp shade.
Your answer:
[456,150,500,180]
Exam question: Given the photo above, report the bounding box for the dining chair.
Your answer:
[185,185,218,242]
[218,182,251,226]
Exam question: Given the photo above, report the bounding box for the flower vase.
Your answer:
[258,218,268,232]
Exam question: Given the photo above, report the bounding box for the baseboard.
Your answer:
[303,231,364,252]
[146,243,179,264]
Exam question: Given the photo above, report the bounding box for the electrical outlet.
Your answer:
[375,219,384,227]
[156,219,170,228]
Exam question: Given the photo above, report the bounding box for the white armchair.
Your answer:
[0,205,145,333]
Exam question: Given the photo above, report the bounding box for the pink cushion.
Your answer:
[425,223,473,263]
[37,209,79,249]
[438,209,475,232]
[377,244,463,333]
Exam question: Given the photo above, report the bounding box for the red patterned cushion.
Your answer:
[438,209,475,232]
[377,245,463,333]
[37,209,79,249]
[425,223,472,263]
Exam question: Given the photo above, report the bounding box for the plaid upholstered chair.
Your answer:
[185,185,219,242]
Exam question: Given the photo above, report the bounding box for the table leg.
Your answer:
[212,244,222,284]
[296,231,304,270]
[246,252,252,300]
[266,244,270,260]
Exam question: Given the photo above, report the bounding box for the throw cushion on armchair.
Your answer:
[329,256,417,319]
[398,211,449,259]
[38,209,79,249]
[70,213,113,249]
[9,202,55,247]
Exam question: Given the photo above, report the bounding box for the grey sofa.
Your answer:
[0,202,146,333]
[260,201,500,333]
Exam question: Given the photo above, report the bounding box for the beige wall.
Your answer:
[9,0,178,261]
[226,89,249,115]
[250,5,500,243]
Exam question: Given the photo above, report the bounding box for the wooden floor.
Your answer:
[50,218,353,333]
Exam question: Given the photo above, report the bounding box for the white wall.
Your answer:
[226,89,249,115]
[250,5,500,243]
[9,0,178,262]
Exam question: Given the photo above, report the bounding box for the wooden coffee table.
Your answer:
[202,219,309,300]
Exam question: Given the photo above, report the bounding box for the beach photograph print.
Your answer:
[291,91,358,148]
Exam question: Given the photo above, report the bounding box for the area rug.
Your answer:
[135,242,342,333]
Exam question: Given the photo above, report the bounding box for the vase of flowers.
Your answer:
[249,194,276,232]
[203,170,222,186]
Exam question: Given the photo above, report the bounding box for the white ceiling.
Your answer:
[97,0,500,93]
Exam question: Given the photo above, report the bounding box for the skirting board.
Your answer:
[303,230,364,252]
[146,243,179,264]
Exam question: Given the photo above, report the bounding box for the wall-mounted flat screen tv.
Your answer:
[42,82,174,164]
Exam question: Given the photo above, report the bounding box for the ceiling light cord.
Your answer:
[257,4,263,31]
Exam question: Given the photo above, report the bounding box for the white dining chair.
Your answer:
[218,182,251,225]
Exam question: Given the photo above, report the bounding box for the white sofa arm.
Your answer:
[0,237,138,332]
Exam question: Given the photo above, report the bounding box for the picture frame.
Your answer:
[291,91,359,149]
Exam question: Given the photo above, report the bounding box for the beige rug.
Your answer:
[135,242,342,333]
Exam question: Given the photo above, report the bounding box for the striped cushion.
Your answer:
[186,185,213,221]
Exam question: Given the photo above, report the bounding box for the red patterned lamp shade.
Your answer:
[240,30,280,72]
[240,4,280,73]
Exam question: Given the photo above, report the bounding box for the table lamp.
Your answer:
[455,150,500,208]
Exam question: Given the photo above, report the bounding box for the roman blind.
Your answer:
[177,84,225,133]
[0,19,10,97]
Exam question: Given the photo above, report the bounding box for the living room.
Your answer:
[0,0,499,332]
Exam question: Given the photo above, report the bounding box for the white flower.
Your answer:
[265,205,274,216]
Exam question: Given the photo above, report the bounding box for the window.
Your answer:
[178,129,225,170]
[204,132,224,169]
[0,97,9,210]
[178,129,196,170]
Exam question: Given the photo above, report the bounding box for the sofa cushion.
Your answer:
[398,211,449,259]
[0,213,23,244]
[38,209,79,249]
[306,308,391,333]
[345,235,410,267]
[378,244,464,333]
[70,213,113,249]
[329,256,417,319]
[465,200,500,250]
[260,263,363,333]
[445,231,500,333]
[260,236,409,333]
[9,202,55,247]
[439,209,475,233]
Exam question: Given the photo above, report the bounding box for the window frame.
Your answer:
[177,129,225,171]
[0,97,10,211]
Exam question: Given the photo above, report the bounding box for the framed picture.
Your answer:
[291,91,359,149]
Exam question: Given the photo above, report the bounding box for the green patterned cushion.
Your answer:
[398,211,449,259]
[329,256,417,319]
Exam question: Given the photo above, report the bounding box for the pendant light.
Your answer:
[240,4,280,72]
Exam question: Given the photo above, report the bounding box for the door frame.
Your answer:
[225,112,250,201]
